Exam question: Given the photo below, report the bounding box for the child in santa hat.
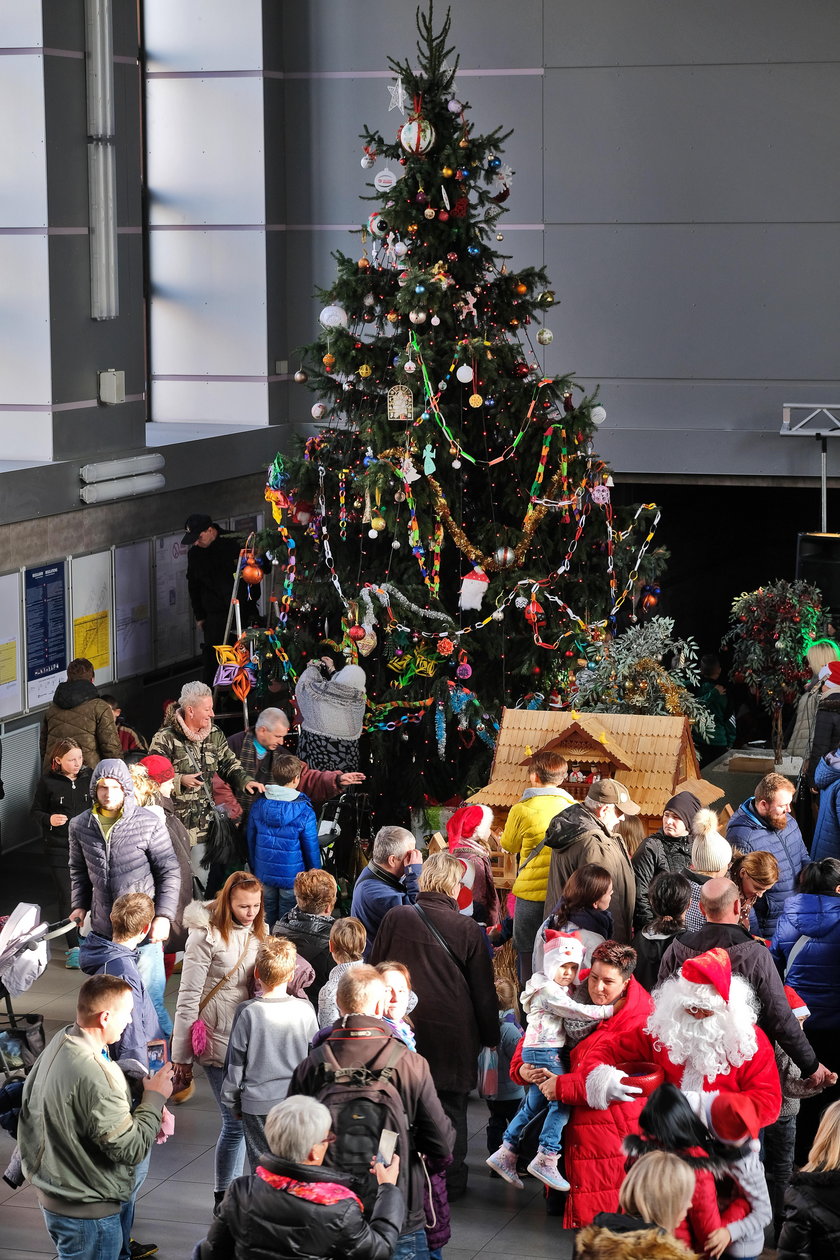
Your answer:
[704,1094,771,1260]
[486,931,615,1192]
[447,804,500,926]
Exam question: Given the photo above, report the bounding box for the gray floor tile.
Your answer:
[134,1178,216,1223]
[128,1210,209,1260]
[147,1141,211,1179]
[0,1208,57,1254]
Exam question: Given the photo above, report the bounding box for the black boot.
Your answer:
[213,1190,225,1207]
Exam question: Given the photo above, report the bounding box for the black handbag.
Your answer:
[201,806,243,870]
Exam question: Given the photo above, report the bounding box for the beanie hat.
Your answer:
[690,808,732,873]
[543,930,585,972]
[663,790,702,831]
[710,1094,761,1144]
[784,984,810,1019]
[681,947,732,1002]
[139,754,176,786]
[447,805,494,851]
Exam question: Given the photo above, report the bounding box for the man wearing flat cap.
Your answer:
[543,778,640,943]
[182,515,262,687]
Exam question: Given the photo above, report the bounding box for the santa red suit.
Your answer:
[584,948,781,1135]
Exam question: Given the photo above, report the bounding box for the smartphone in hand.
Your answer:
[147,1039,167,1073]
[376,1128,398,1167]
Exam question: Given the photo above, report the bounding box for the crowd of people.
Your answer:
[12,627,840,1260]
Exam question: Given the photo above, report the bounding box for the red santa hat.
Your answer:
[680,947,732,1003]
[784,984,810,1019]
[447,805,494,851]
[710,1094,761,1144]
[454,856,476,916]
[543,930,585,972]
[819,660,840,691]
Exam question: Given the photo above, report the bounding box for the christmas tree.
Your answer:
[250,4,665,814]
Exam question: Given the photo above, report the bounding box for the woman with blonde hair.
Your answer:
[777,1098,840,1258]
[370,849,498,1200]
[787,640,840,760]
[576,1150,697,1258]
[171,871,267,1201]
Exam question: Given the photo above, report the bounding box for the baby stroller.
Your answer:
[0,903,75,1081]
[318,788,371,910]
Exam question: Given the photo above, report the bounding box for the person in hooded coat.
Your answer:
[40,658,122,770]
[778,1098,840,1260]
[294,649,366,772]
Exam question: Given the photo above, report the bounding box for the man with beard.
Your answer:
[578,948,781,1131]
[726,773,809,937]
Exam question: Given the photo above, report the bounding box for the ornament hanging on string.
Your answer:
[387,384,413,423]
[459,567,489,611]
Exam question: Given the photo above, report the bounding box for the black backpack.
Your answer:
[313,1038,410,1213]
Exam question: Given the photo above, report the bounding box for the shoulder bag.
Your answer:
[190,934,252,1056]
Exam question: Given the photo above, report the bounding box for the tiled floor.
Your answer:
[0,952,575,1260]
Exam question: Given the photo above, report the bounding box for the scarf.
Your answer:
[255,1165,363,1209]
[175,710,213,743]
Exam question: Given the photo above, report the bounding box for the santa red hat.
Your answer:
[447,805,493,851]
[543,930,584,972]
[710,1094,761,1144]
[784,984,810,1020]
[680,947,732,1002]
[820,660,840,691]
[454,856,476,916]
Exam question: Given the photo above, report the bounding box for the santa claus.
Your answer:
[446,804,500,925]
[584,948,781,1130]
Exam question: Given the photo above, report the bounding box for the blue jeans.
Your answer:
[503,1045,569,1155]
[392,1229,430,1260]
[204,1064,246,1191]
[261,885,297,930]
[42,1207,128,1260]
[119,1148,152,1260]
[137,941,172,1037]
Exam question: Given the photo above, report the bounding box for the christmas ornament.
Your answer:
[348,624,366,642]
[291,500,314,527]
[387,384,413,422]
[456,650,473,679]
[458,567,489,611]
[322,352,336,372]
[358,363,373,378]
[240,552,264,584]
[361,152,375,169]
[515,282,527,295]
[591,405,607,426]
[424,207,436,219]
[311,402,327,419]
[399,116,435,154]
[469,393,483,408]
[293,369,308,383]
[404,359,417,373]
[537,328,553,345]
[494,546,516,567]
[455,364,474,383]
[374,167,399,191]
[591,483,611,506]
[358,628,377,656]
[524,598,545,626]
[367,212,389,237]
[319,304,348,329]
[437,637,455,656]
[387,76,407,113]
[409,309,427,324]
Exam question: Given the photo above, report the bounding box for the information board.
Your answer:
[0,571,23,719]
[154,533,195,667]
[70,551,114,686]
[114,541,153,678]
[25,561,67,708]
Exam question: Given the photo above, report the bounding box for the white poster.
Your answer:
[0,571,23,719]
[154,533,194,667]
[115,541,153,678]
[69,551,114,686]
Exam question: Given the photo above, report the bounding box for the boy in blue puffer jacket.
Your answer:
[246,753,319,929]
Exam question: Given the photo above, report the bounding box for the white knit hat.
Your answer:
[690,808,732,873]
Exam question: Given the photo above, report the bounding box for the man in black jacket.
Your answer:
[289,966,453,1259]
[182,515,262,686]
[659,876,835,1088]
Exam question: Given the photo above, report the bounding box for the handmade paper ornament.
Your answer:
[459,567,489,611]
[368,212,389,238]
[311,402,327,420]
[319,304,349,329]
[591,405,607,426]
[399,116,436,154]
[537,328,553,346]
[357,628,378,657]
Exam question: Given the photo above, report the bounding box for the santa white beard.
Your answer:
[646,974,759,1085]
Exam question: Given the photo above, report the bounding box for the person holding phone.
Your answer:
[197,1097,403,1260]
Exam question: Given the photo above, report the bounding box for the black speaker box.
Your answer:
[796,532,840,612]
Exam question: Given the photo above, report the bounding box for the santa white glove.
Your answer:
[585,1064,644,1110]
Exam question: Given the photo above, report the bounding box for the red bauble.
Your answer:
[348,625,366,642]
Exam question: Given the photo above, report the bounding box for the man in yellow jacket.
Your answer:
[500,751,575,981]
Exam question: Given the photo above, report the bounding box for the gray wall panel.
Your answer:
[144,0,264,72]
[0,54,48,227]
[544,0,840,67]
[544,64,840,224]
[543,223,840,381]
[0,0,43,46]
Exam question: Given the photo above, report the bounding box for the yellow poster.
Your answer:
[73,610,110,671]
[0,639,16,686]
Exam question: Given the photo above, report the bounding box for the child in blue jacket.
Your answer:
[246,753,319,929]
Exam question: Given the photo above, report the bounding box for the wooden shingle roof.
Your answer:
[469,708,721,825]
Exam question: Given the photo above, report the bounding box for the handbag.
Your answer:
[477,1045,499,1098]
[183,744,244,870]
[190,936,251,1056]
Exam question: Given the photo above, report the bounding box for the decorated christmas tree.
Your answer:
[249,4,665,812]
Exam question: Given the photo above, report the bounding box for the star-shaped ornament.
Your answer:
[388,77,407,114]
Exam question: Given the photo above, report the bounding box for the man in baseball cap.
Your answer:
[543,778,641,943]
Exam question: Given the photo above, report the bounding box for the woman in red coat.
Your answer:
[511,940,653,1227]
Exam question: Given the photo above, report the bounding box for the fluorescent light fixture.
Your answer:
[80,472,166,504]
[85,0,118,319]
[80,453,165,483]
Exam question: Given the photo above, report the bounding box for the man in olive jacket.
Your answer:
[19,975,173,1260]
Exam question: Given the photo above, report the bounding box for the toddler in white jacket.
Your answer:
[486,932,614,1192]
